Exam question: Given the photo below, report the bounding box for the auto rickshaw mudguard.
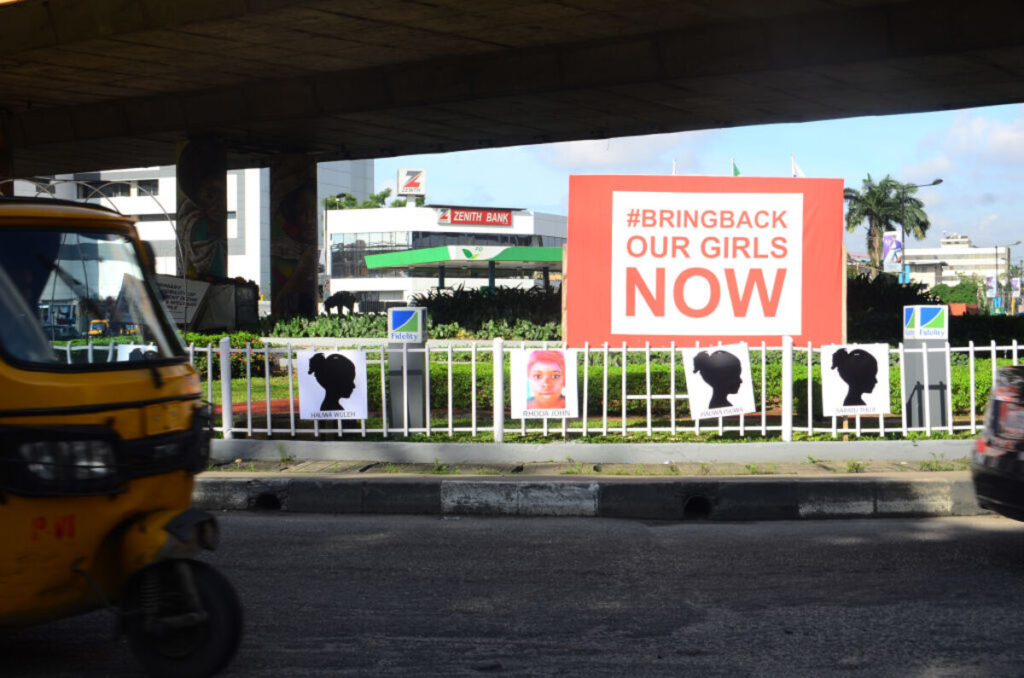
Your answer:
[0,472,196,629]
[120,508,218,575]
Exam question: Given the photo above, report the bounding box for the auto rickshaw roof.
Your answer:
[0,197,134,226]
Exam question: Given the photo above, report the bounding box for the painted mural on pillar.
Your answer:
[176,138,227,279]
[270,157,318,316]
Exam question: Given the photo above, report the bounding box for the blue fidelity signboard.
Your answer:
[388,307,426,343]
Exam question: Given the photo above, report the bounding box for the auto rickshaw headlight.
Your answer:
[17,439,117,480]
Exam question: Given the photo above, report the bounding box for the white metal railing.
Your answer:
[178,337,1022,442]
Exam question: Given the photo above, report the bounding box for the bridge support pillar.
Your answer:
[0,122,12,196]
[176,136,227,278]
[269,155,318,317]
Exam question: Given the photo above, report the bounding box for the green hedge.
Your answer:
[259,312,561,341]
[345,359,1002,418]
[259,308,1024,345]
[185,332,267,378]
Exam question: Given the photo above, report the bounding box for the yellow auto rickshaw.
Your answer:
[88,318,110,337]
[0,197,241,677]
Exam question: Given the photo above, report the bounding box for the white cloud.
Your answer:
[900,156,952,186]
[946,112,1024,162]
[537,130,718,171]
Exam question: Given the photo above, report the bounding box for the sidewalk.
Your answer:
[194,438,986,521]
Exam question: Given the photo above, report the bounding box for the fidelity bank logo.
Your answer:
[903,305,948,340]
[388,307,425,342]
[392,310,419,333]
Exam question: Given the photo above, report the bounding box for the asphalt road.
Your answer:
[5,513,1024,677]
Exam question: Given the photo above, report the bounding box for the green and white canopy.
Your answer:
[364,245,562,271]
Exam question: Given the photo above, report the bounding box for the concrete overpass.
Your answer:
[3,0,1022,318]
[3,0,1024,176]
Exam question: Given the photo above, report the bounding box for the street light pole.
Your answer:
[898,178,942,284]
[1017,258,1023,315]
[992,240,1021,313]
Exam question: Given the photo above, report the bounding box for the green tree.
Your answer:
[322,188,424,210]
[930,276,983,305]
[844,174,933,273]
[390,195,425,208]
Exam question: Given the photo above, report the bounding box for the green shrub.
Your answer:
[261,313,388,338]
[413,285,560,330]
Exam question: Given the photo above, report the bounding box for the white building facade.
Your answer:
[325,205,567,303]
[14,161,373,299]
[906,233,1016,288]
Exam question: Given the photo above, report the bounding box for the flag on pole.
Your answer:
[731,159,740,176]
[791,155,805,178]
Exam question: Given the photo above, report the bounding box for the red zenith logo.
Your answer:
[402,171,423,190]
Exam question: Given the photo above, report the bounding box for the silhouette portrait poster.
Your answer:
[680,343,755,419]
[510,349,579,419]
[297,349,368,420]
[116,343,157,361]
[820,344,890,416]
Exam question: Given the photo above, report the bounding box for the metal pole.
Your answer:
[995,246,999,312]
[897,178,942,284]
[492,337,504,443]
[781,336,794,442]
[219,336,233,440]
[901,188,908,284]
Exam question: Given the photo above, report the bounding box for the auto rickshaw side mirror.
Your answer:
[141,241,157,275]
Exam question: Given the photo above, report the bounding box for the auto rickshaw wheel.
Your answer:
[124,559,243,678]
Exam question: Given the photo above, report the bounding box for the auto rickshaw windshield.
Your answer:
[0,228,186,367]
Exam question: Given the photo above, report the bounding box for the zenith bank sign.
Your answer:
[438,207,512,226]
[566,175,845,347]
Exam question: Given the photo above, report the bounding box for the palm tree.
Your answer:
[844,174,932,273]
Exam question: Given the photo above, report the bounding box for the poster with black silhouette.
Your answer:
[510,349,579,419]
[117,343,158,362]
[297,350,368,420]
[820,344,890,416]
[680,344,755,419]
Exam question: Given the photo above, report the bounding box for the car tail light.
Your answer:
[996,401,1024,440]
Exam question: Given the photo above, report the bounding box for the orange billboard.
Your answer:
[565,175,844,348]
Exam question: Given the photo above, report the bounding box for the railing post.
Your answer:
[219,336,233,440]
[781,335,794,442]
[492,337,505,443]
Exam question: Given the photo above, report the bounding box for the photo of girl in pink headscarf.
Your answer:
[511,349,578,419]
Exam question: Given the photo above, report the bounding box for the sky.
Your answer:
[371,102,1024,260]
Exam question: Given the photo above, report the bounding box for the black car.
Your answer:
[972,366,1024,521]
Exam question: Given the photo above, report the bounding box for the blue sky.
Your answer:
[373,102,1024,259]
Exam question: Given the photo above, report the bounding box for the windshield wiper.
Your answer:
[147,362,164,389]
[127,346,164,388]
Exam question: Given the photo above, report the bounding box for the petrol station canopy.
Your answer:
[365,245,562,274]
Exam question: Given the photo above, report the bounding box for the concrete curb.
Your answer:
[212,438,973,465]
[193,474,987,521]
